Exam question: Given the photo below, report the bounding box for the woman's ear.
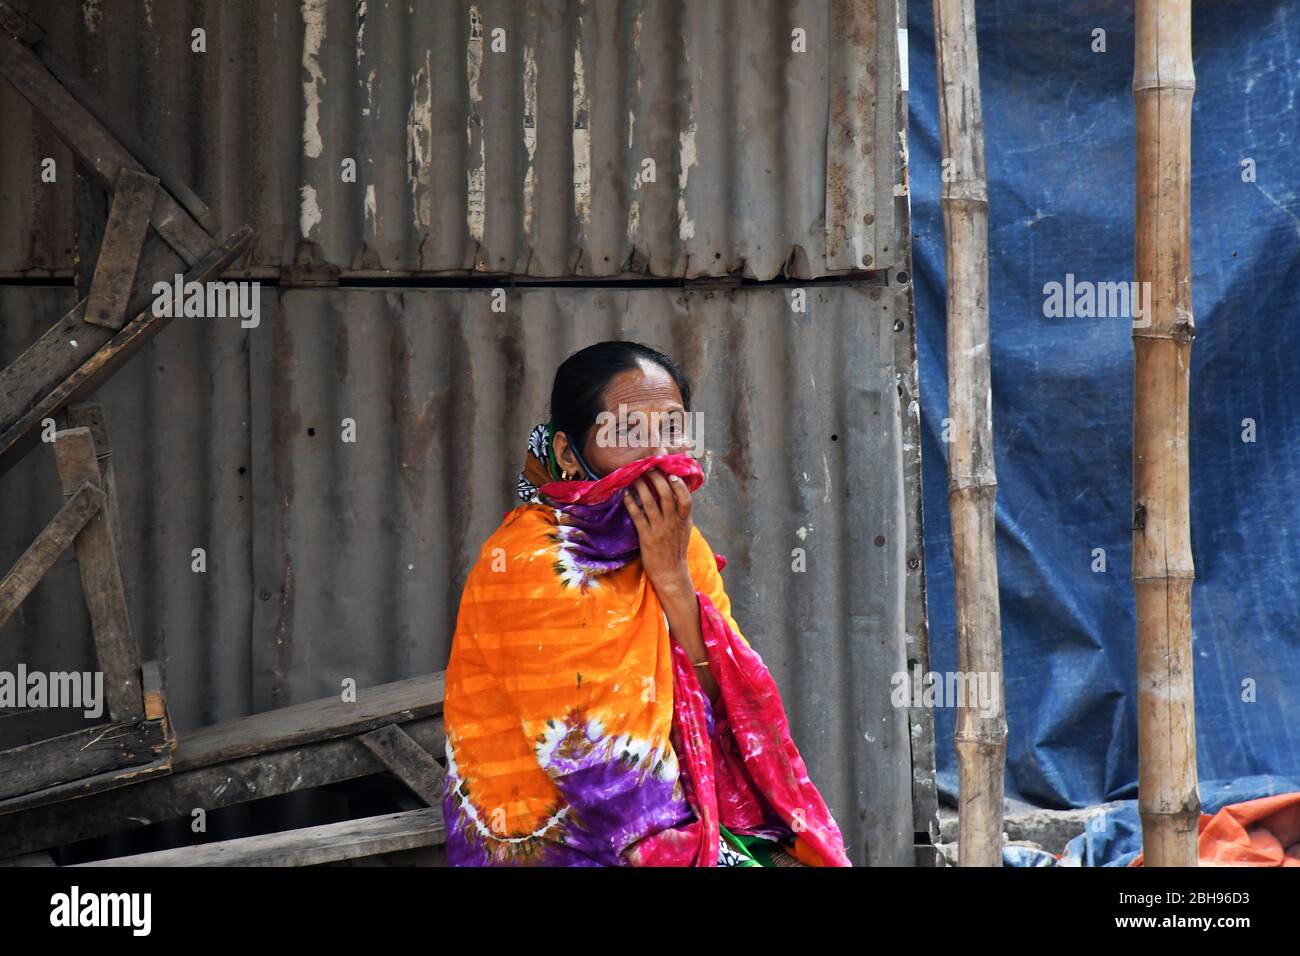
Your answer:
[552,430,582,479]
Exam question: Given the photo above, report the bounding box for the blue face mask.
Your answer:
[565,434,603,481]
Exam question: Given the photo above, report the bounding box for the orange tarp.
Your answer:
[1130,792,1300,866]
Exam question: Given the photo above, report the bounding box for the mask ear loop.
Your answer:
[546,421,602,481]
[568,440,602,481]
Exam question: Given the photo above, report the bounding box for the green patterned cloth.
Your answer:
[716,823,782,867]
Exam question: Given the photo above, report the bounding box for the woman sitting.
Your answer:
[441,340,851,867]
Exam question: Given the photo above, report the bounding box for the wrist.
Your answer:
[653,562,696,601]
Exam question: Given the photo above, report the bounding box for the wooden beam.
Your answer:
[64,404,124,563]
[932,0,1006,867]
[0,481,103,631]
[141,660,166,722]
[0,32,210,264]
[0,705,95,752]
[358,723,446,806]
[0,6,221,237]
[0,233,183,445]
[0,227,253,475]
[175,672,445,771]
[82,168,158,331]
[73,808,445,867]
[73,163,109,301]
[0,2,41,43]
[0,716,445,856]
[1133,0,1200,867]
[0,715,170,802]
[53,427,141,722]
[0,753,172,819]
[0,852,56,867]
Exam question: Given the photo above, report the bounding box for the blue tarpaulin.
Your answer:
[908,1,1300,809]
[1058,774,1300,866]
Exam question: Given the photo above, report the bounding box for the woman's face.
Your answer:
[554,360,690,478]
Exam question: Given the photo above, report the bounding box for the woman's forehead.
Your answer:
[601,363,683,408]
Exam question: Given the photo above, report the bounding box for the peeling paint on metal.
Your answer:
[407,51,433,230]
[2,1,898,284]
[465,5,486,248]
[301,0,328,160]
[572,21,591,241]
[677,122,697,243]
[81,0,101,34]
[299,184,322,239]
[523,43,538,237]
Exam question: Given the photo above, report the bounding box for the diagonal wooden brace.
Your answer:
[0,31,210,265]
[358,724,447,807]
[0,481,103,632]
[83,168,158,332]
[53,426,142,723]
[0,226,254,475]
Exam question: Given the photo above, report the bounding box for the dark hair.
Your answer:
[549,341,692,453]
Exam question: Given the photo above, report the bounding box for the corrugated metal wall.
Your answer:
[1,283,920,863]
[1,0,899,279]
[0,0,932,865]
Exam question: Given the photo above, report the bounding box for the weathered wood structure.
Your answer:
[0,2,446,864]
[1,674,447,865]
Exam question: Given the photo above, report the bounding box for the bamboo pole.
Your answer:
[1132,0,1200,866]
[932,0,1006,867]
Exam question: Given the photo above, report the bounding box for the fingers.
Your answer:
[632,477,662,523]
[644,470,678,517]
[665,470,692,516]
[623,490,649,533]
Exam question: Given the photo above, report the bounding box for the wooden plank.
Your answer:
[0,1,219,236]
[0,231,183,441]
[0,716,170,801]
[52,427,141,722]
[82,168,158,331]
[141,660,165,722]
[73,163,108,301]
[175,672,445,771]
[0,706,96,752]
[0,227,253,475]
[73,808,445,867]
[65,404,123,562]
[0,33,210,264]
[0,752,172,818]
[0,2,42,44]
[0,481,103,631]
[358,724,446,806]
[0,852,57,867]
[0,716,445,855]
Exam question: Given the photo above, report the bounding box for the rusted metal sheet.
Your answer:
[0,280,922,864]
[1,0,900,280]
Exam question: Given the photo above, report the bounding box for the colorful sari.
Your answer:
[441,452,851,867]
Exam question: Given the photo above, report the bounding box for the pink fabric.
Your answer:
[626,592,853,867]
[537,454,704,505]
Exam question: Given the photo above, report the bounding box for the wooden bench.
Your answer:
[0,673,447,861]
[72,808,444,867]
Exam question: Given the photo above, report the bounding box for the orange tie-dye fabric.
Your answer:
[441,454,851,867]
